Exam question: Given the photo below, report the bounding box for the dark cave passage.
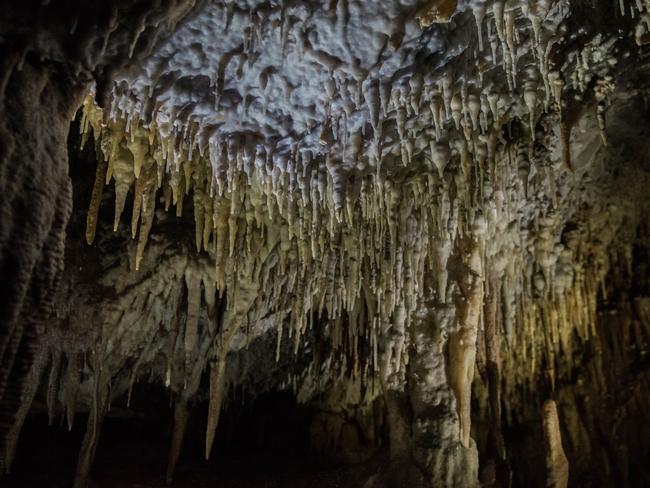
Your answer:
[4,387,384,488]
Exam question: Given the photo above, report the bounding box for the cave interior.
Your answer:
[1,0,650,487]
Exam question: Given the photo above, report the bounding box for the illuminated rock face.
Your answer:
[1,1,650,487]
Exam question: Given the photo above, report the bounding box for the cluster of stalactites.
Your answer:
[75,0,632,454]
[79,79,613,392]
[81,92,449,373]
[99,0,623,213]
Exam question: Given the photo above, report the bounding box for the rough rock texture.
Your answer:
[1,0,650,487]
[0,61,76,469]
[0,0,206,476]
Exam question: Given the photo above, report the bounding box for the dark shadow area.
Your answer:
[4,386,382,487]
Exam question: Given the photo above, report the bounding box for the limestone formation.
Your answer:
[1,0,650,487]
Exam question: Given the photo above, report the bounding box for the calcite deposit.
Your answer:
[1,0,650,487]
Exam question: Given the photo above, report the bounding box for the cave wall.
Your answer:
[0,0,207,476]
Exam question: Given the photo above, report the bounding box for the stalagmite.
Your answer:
[542,400,569,488]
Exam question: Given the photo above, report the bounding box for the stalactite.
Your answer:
[85,159,107,245]
[184,267,201,378]
[131,171,145,239]
[205,356,227,460]
[46,349,62,426]
[73,368,109,488]
[484,276,505,463]
[559,121,573,172]
[111,149,135,232]
[449,237,483,448]
[65,351,81,431]
[135,165,157,270]
[166,400,189,485]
